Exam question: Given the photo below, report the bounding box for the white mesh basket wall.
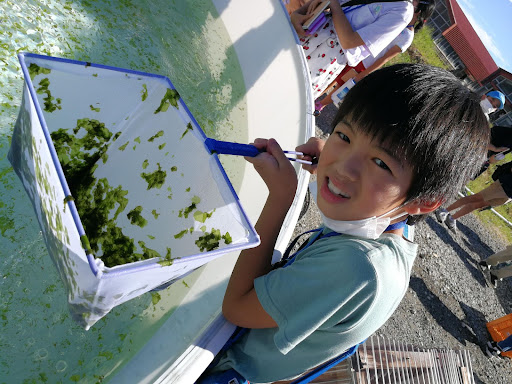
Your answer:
[8,53,259,329]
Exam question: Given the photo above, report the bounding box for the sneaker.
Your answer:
[490,272,501,288]
[445,214,457,232]
[435,208,449,223]
[479,261,491,271]
[486,341,501,356]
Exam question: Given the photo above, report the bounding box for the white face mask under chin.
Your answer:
[309,182,407,239]
[480,98,496,115]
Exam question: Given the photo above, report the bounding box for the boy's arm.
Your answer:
[222,139,298,328]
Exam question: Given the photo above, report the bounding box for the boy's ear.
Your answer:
[403,199,443,215]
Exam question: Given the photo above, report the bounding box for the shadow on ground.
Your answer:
[424,217,489,288]
[410,276,488,355]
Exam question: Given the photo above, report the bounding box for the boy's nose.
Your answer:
[336,152,363,181]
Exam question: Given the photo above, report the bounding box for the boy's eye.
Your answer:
[336,132,350,143]
[374,158,390,172]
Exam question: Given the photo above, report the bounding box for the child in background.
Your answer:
[313,0,436,115]
[291,0,414,96]
[201,64,489,383]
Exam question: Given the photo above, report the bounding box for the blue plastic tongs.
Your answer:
[204,138,313,165]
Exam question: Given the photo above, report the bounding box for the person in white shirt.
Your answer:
[291,0,415,95]
[313,0,435,114]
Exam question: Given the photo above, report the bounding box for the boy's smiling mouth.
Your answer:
[320,177,351,203]
[328,179,350,198]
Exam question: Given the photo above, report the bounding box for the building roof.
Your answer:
[442,0,499,83]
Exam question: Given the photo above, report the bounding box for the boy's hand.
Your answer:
[295,137,325,174]
[245,138,298,204]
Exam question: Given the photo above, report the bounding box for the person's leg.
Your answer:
[485,245,512,266]
[492,264,512,280]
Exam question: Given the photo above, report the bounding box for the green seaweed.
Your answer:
[98,351,114,361]
[180,122,193,139]
[134,137,141,144]
[118,141,129,151]
[171,166,177,172]
[195,229,223,252]
[151,209,160,219]
[27,63,51,80]
[174,229,188,239]
[142,159,149,169]
[148,130,163,142]
[36,77,61,112]
[80,235,92,254]
[127,206,147,228]
[223,232,232,244]
[137,240,161,259]
[90,104,101,112]
[179,196,201,218]
[141,163,166,189]
[154,88,180,113]
[194,229,232,252]
[193,209,215,223]
[151,292,161,305]
[63,195,74,212]
[158,143,166,150]
[141,84,148,101]
[157,247,173,266]
[50,119,137,267]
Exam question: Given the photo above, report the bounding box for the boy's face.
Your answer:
[316,119,413,221]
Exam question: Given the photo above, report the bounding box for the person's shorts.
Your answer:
[479,178,511,207]
[334,61,366,85]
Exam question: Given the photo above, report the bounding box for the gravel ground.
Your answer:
[291,104,512,384]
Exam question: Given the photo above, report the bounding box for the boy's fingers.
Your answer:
[302,163,317,174]
[266,138,289,166]
[251,138,268,151]
[296,137,324,160]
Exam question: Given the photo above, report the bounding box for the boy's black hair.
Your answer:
[332,63,489,204]
[414,0,436,32]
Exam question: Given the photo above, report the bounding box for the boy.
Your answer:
[205,64,489,383]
